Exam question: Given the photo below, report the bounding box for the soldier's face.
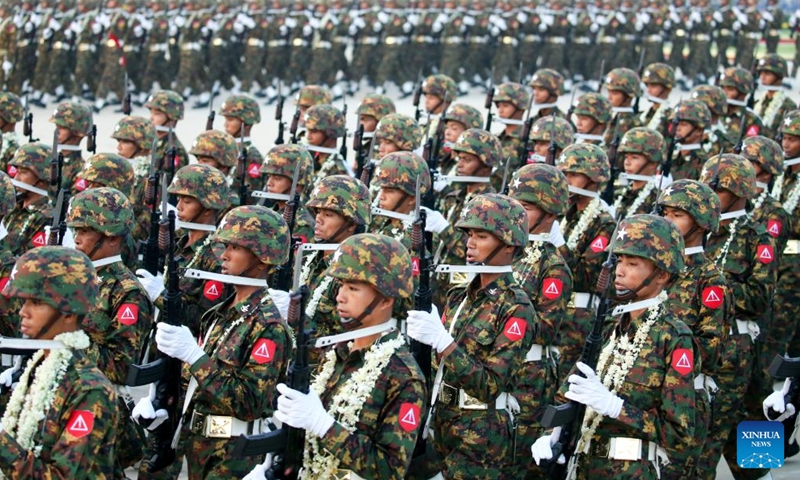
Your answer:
[749,161,772,187]
[456,152,486,176]
[220,243,261,276]
[623,153,654,176]
[466,229,505,265]
[13,167,41,188]
[378,187,413,214]
[424,94,444,114]
[645,83,668,100]
[495,101,519,119]
[676,121,700,143]
[359,115,378,133]
[19,298,67,340]
[314,208,351,242]
[117,140,138,159]
[72,227,110,261]
[575,115,597,134]
[533,87,552,104]
[661,206,699,239]
[444,121,467,144]
[614,254,666,300]
[267,175,293,195]
[606,90,629,108]
[564,172,594,192]
[782,134,800,158]
[713,188,744,216]
[721,86,743,101]
[336,280,388,325]
[224,117,244,137]
[307,130,327,147]
[759,71,779,87]
[56,126,73,144]
[533,140,550,157]
[150,109,169,129]
[176,195,205,223]
[379,139,401,158]
[196,156,222,170]
[519,200,549,233]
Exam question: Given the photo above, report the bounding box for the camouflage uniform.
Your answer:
[719,67,765,142]
[490,1,521,82]
[572,93,611,148]
[259,144,316,243]
[189,130,240,207]
[355,94,396,163]
[286,6,314,86]
[567,2,595,83]
[220,95,266,205]
[492,82,530,191]
[140,8,173,96]
[173,8,210,98]
[49,101,92,194]
[527,115,575,165]
[144,90,190,174]
[640,63,674,139]
[691,85,735,158]
[433,193,536,479]
[529,69,567,121]
[684,5,715,84]
[95,8,130,104]
[603,68,644,149]
[348,2,382,88]
[670,99,712,181]
[613,128,664,219]
[437,104,484,179]
[0,172,20,338]
[304,104,350,184]
[370,113,423,196]
[76,152,135,200]
[753,55,797,140]
[0,92,23,176]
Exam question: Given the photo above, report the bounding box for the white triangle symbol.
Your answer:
[507,321,522,337]
[676,353,691,369]
[206,284,219,296]
[254,342,270,359]
[760,248,773,259]
[401,408,417,426]
[70,414,89,432]
[769,223,780,234]
[705,290,720,303]
[120,307,135,320]
[545,281,560,295]
[592,238,605,249]
[33,234,44,245]
[248,164,260,175]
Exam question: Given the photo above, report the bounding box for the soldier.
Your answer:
[657,179,730,478]
[172,2,210,100]
[436,104,484,180]
[0,246,118,478]
[697,154,778,480]
[421,74,457,137]
[140,0,173,103]
[572,92,612,147]
[684,0,715,87]
[407,192,536,478]
[602,68,644,149]
[527,115,574,165]
[74,152,134,201]
[438,1,468,91]
[538,1,570,76]
[355,93,396,165]
[691,85,735,157]
[733,0,761,69]
[238,1,269,98]
[373,113,423,162]
[259,233,426,479]
[754,54,797,140]
[491,82,530,190]
[286,1,315,91]
[462,1,494,91]
[144,90,191,178]
[667,0,690,80]
[640,63,675,138]
[490,0,522,83]
[529,68,566,120]
[532,214,696,480]
[507,163,573,479]
[304,104,350,183]
[65,187,154,476]
[50,101,92,194]
[0,92,23,176]
[566,0,596,88]
[612,128,665,219]
[93,2,131,112]
[670,99,712,181]
[220,94,266,206]
[259,144,316,242]
[134,205,293,478]
[0,171,18,338]
[638,0,667,67]
[0,143,53,256]
[295,84,333,136]
[555,143,615,382]
[189,130,240,206]
[763,0,784,54]
[714,0,738,69]
[719,66,764,142]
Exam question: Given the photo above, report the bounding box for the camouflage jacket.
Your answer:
[364,215,415,320]
[723,108,764,144]
[231,141,266,207]
[754,91,797,140]
[313,331,427,479]
[0,348,118,479]
[434,181,496,266]
[702,125,735,159]
[750,193,791,268]
[0,197,52,256]
[0,249,20,337]
[671,147,709,182]
[612,183,659,220]
[312,151,350,185]
[667,249,731,375]
[559,203,616,294]
[774,169,800,284]
[0,131,20,175]
[604,111,644,147]
[641,103,672,139]
[130,154,151,243]
[61,150,85,196]
[189,287,291,420]
[494,129,524,191]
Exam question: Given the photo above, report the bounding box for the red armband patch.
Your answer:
[116,304,139,325]
[589,235,608,253]
[66,410,95,439]
[757,244,774,264]
[767,220,782,238]
[251,338,276,364]
[542,278,563,300]
[701,286,723,309]
[671,348,694,376]
[203,280,223,301]
[399,403,420,432]
[248,163,261,178]
[31,231,46,247]
[503,317,527,342]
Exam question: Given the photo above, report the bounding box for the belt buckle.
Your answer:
[205,415,233,438]
[190,411,204,435]
[332,470,353,480]
[459,389,488,410]
[610,437,642,461]
[785,240,799,255]
[439,383,458,407]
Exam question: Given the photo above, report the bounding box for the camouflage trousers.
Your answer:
[185,429,261,479]
[557,306,594,386]
[661,387,710,480]
[515,357,559,480]
[769,258,800,358]
[116,397,147,474]
[573,451,660,479]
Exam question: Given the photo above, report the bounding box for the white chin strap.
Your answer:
[12,179,49,197]
[184,269,268,287]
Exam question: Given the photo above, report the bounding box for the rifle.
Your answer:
[565,87,578,131]
[654,116,681,209]
[484,81,495,131]
[500,156,513,195]
[602,120,621,205]
[48,131,68,245]
[420,96,449,209]
[23,95,37,143]
[412,68,424,123]
[165,126,177,189]
[540,221,622,479]
[360,158,375,187]
[289,105,301,145]
[142,138,162,275]
[238,122,249,206]
[546,116,558,166]
[595,59,606,93]
[275,83,285,145]
[353,123,366,178]
[206,84,218,131]
[339,103,348,160]
[516,90,537,170]
[87,111,97,155]
[747,57,758,111]
[122,72,132,116]
[632,48,646,115]
[732,111,748,154]
[272,163,302,291]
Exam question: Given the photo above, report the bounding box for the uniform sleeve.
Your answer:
[727,231,776,327]
[694,273,730,374]
[561,214,614,292]
[532,263,573,346]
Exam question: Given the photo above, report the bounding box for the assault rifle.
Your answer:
[732,111,748,154]
[48,131,68,245]
[421,94,449,209]
[595,59,606,93]
[289,105,301,145]
[87,111,97,155]
[632,48,646,115]
[237,122,249,206]
[653,116,681,208]
[484,78,495,131]
[412,68,424,123]
[205,84,218,131]
[272,163,302,292]
[602,120,621,205]
[546,115,558,166]
[142,138,163,274]
[122,72,132,116]
[275,83,285,145]
[339,103,348,160]
[353,123,366,178]
[23,95,37,143]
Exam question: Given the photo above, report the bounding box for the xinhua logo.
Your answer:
[737,421,784,469]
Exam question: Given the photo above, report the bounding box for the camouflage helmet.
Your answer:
[757,53,788,78]
[691,85,728,117]
[306,175,371,225]
[572,93,612,124]
[144,90,185,121]
[297,85,332,107]
[49,101,92,135]
[78,153,135,198]
[719,67,754,95]
[780,109,800,136]
[508,163,569,216]
[641,63,676,89]
[530,116,574,150]
[618,127,664,163]
[260,144,315,195]
[422,74,457,101]
[219,94,262,125]
[657,179,721,233]
[10,142,52,182]
[110,115,157,152]
[612,214,685,274]
[671,99,712,130]
[456,193,528,247]
[189,130,238,167]
[0,92,24,123]
[556,143,610,184]
[0,172,16,216]
[374,152,432,198]
[529,68,565,96]
[304,104,345,139]
[67,187,134,237]
[3,246,99,315]
[356,94,396,121]
[604,67,642,97]
[211,205,290,265]
[374,113,422,151]
[442,103,483,130]
[452,128,503,168]
[326,233,414,298]
[494,82,531,111]
[740,135,784,177]
[699,154,758,200]
[168,164,231,210]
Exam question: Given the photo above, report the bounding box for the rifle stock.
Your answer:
[275,86,285,145]
[290,106,301,145]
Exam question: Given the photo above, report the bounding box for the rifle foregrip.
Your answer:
[145,177,157,205]
[596,266,611,294]
[158,221,170,252]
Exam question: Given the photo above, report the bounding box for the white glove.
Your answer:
[24,22,33,33]
[284,17,297,29]
[134,25,144,37]
[2,61,11,75]
[373,21,383,33]
[615,12,627,24]
[420,207,449,234]
[131,383,169,431]
[233,22,245,34]
[279,24,288,36]
[733,21,742,31]
[589,22,600,33]
[353,16,366,30]
[42,28,53,40]
[565,362,624,419]
[713,11,723,24]
[91,21,102,35]
[433,179,448,193]
[0,365,19,388]
[269,289,291,320]
[377,11,389,24]
[302,24,312,37]
[517,12,529,24]
[531,426,566,465]
[274,383,335,438]
[402,22,412,33]
[242,463,268,480]
[462,15,475,27]
[764,378,796,422]
[407,305,453,354]
[156,323,205,365]
[549,221,566,248]
[654,173,673,191]
[136,269,166,302]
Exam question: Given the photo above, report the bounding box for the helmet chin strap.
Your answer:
[614,267,662,302]
[470,243,507,267]
[318,220,353,244]
[236,260,263,279]
[340,295,384,331]
[388,192,409,214]
[86,235,106,260]
[31,310,64,340]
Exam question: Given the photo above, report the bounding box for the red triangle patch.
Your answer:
[0,277,9,294]
[767,219,782,238]
[251,338,276,364]
[746,125,760,137]
[701,286,723,309]
[247,163,261,178]
[411,257,420,277]
[542,278,563,300]
[757,244,774,264]
[74,178,87,192]
[31,231,46,247]
[66,410,95,438]
[116,303,139,326]
[399,402,421,432]
[503,317,527,342]
[589,235,609,253]
[203,280,223,301]
[671,348,694,376]
[7,165,17,177]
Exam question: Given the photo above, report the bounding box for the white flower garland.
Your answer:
[300,250,320,286]
[130,155,150,178]
[614,181,655,220]
[183,234,214,273]
[562,197,603,251]
[0,132,19,163]
[782,178,800,214]
[771,173,785,201]
[302,336,406,479]
[514,238,545,284]
[760,91,788,132]
[0,331,91,456]
[646,103,668,132]
[306,276,334,319]
[713,191,767,268]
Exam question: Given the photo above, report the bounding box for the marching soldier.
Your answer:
[719,66,764,141]
[490,0,521,83]
[670,99,712,181]
[566,0,596,87]
[691,85,735,157]
[491,82,530,190]
[260,144,316,242]
[734,0,761,69]
[0,171,19,338]
[93,2,130,112]
[684,0,715,87]
[75,152,135,202]
[348,0,383,91]
[612,128,665,219]
[50,101,92,194]
[140,0,172,104]
[295,84,333,136]
[0,92,23,175]
[373,113,423,161]
[572,93,611,147]
[714,0,738,69]
[527,115,574,164]
[304,104,350,183]
[603,68,644,149]
[764,0,785,54]
[436,104,484,180]
[0,246,118,478]
[638,0,667,67]
[355,93,396,164]
[753,54,797,140]
[538,1,570,75]
[189,130,240,207]
[421,74,457,137]
[220,94,266,205]
[173,2,210,101]
[640,63,675,139]
[144,90,191,177]
[529,68,566,120]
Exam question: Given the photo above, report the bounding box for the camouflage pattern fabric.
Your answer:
[49,101,92,135]
[168,164,231,211]
[456,193,528,248]
[0,196,52,257]
[573,93,612,125]
[452,128,504,169]
[9,142,52,182]
[605,110,644,152]
[0,92,24,124]
[557,143,611,185]
[494,82,531,111]
[212,205,290,265]
[219,94,262,125]
[297,85,333,107]
[443,104,484,131]
[423,74,457,102]
[144,90,185,121]
[261,144,320,205]
[530,116,575,152]
[327,233,414,299]
[356,94,397,122]
[189,130,239,168]
[613,214,685,273]
[0,170,16,216]
[641,63,676,89]
[307,175,371,226]
[530,68,565,96]
[0,131,21,178]
[67,187,134,237]
[699,154,759,200]
[618,128,664,164]
[375,113,423,152]
[77,153,136,199]
[305,104,346,139]
[373,151,432,199]
[312,151,351,186]
[719,67,754,96]
[604,68,642,98]
[111,116,157,152]
[691,85,729,119]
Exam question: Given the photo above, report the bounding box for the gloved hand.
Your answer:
[269,289,291,320]
[136,269,166,302]
[549,221,566,248]
[654,173,673,191]
[377,11,389,24]
[433,179,449,193]
[407,305,453,354]
[0,365,19,388]
[531,426,566,465]
[274,383,335,438]
[156,323,205,365]
[420,207,449,234]
[242,462,268,480]
[131,383,169,431]
[763,378,796,422]
[565,362,624,418]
